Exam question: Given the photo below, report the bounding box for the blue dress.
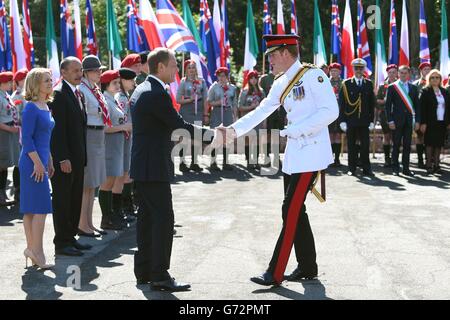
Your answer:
[19,102,55,215]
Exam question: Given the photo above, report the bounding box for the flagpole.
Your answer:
[109,50,112,70]
[182,52,185,77]
[262,55,266,75]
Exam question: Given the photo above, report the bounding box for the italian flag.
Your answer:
[374,0,387,91]
[107,0,123,69]
[313,0,326,67]
[440,0,450,84]
[46,0,60,85]
[243,0,259,86]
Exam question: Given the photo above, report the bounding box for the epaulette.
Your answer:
[301,62,318,69]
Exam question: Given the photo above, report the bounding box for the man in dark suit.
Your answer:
[130,48,216,291]
[49,57,91,256]
[339,58,375,177]
[385,65,421,176]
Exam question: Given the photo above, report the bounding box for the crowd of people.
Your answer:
[0,48,449,271]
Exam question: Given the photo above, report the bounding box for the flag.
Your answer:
[156,0,199,55]
[73,0,83,60]
[133,1,150,51]
[0,0,12,71]
[107,0,123,69]
[262,0,273,53]
[86,0,98,56]
[313,0,326,67]
[330,0,341,64]
[356,0,372,75]
[60,0,76,58]
[127,0,149,52]
[243,0,259,87]
[399,0,409,66]
[46,0,60,84]
[276,0,285,34]
[342,0,355,78]
[290,0,298,35]
[440,0,450,84]
[419,0,430,63]
[200,0,221,80]
[388,0,398,65]
[221,0,230,68]
[22,0,34,69]
[374,0,387,90]
[139,0,164,50]
[212,0,225,67]
[182,0,212,86]
[10,0,26,73]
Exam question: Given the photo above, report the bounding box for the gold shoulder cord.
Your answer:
[342,81,362,118]
[279,63,315,104]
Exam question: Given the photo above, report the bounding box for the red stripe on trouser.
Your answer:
[273,172,314,284]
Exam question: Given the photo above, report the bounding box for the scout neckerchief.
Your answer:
[81,79,112,127]
[192,79,201,115]
[221,84,229,124]
[392,80,415,124]
[115,94,130,140]
[3,91,21,144]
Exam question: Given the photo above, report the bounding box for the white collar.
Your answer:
[63,79,78,93]
[148,74,166,89]
[284,60,302,79]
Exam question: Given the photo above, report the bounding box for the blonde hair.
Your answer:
[425,69,443,88]
[24,68,54,102]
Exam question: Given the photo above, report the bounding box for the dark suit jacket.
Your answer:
[385,82,421,126]
[338,77,375,127]
[49,80,87,169]
[420,86,450,126]
[130,76,212,183]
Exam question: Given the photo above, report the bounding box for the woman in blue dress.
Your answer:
[19,68,55,270]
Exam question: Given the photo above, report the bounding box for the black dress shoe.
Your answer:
[73,241,92,251]
[190,163,203,172]
[210,162,221,171]
[150,278,191,292]
[284,267,317,281]
[55,246,84,257]
[250,272,278,286]
[362,170,375,177]
[179,162,190,173]
[223,164,233,171]
[136,278,151,285]
[402,170,415,177]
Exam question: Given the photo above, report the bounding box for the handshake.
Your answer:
[210,124,237,148]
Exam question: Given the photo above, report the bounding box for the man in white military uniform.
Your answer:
[218,35,339,286]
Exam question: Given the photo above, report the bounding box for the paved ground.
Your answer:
[1,153,450,300]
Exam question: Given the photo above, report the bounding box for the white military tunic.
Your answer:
[231,60,339,174]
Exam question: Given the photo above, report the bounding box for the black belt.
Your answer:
[87,125,104,130]
[3,121,14,126]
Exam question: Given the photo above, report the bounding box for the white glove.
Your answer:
[368,122,374,131]
[210,126,225,148]
[339,122,347,133]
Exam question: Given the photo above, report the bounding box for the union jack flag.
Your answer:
[356,0,372,75]
[156,0,199,55]
[85,0,98,56]
[262,0,272,53]
[419,0,430,63]
[199,0,220,80]
[60,0,75,58]
[388,0,398,65]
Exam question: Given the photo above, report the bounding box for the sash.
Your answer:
[280,64,313,104]
[392,81,415,117]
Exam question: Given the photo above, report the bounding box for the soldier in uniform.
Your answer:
[413,62,431,169]
[328,63,343,167]
[219,35,338,286]
[207,67,238,171]
[0,72,20,206]
[116,68,137,219]
[339,58,375,177]
[376,64,398,168]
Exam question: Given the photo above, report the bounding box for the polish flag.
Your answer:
[341,0,355,78]
[399,0,409,66]
[276,0,285,34]
[10,0,26,73]
[73,0,83,60]
[139,0,164,49]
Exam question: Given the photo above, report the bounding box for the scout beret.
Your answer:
[100,69,120,84]
[121,54,141,68]
[386,64,398,72]
[13,68,29,82]
[0,71,14,83]
[246,70,259,82]
[329,63,342,71]
[119,68,137,80]
[215,67,229,76]
[419,62,431,70]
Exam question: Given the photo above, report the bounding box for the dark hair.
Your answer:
[148,48,173,74]
[60,57,81,71]
[101,82,108,93]
[245,78,262,96]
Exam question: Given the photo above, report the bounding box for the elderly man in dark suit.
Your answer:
[385,65,420,177]
[130,48,217,291]
[50,57,91,257]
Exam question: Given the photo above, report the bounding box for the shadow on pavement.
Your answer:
[252,279,332,300]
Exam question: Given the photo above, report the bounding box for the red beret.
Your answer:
[121,54,141,68]
[246,70,259,82]
[184,59,196,71]
[215,67,229,76]
[329,63,341,70]
[0,71,14,83]
[419,62,431,70]
[100,70,120,84]
[386,64,398,72]
[13,68,28,82]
